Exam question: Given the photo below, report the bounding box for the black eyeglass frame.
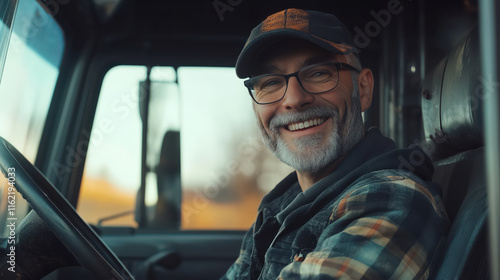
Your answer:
[244,62,361,105]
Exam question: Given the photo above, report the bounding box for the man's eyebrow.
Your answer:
[259,64,281,74]
[256,54,337,76]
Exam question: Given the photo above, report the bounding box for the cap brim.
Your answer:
[235,29,356,78]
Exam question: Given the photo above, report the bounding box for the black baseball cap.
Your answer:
[235,8,358,78]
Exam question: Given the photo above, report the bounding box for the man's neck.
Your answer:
[296,154,346,191]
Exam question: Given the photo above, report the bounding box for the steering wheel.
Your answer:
[0,137,135,279]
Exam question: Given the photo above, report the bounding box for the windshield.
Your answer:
[0,0,65,237]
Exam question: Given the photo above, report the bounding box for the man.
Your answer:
[222,8,449,279]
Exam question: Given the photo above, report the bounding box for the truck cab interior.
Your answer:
[0,0,498,279]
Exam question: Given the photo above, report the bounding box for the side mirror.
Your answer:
[135,71,181,229]
[151,130,181,229]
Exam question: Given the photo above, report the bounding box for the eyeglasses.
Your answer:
[244,62,360,105]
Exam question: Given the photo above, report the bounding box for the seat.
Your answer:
[422,26,490,279]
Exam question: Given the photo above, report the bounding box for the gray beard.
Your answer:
[257,83,365,174]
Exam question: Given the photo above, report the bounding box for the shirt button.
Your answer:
[294,252,305,262]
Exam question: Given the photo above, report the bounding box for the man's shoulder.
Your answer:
[343,169,442,206]
[329,168,448,225]
[351,169,432,189]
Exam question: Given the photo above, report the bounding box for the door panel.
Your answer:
[101,230,245,279]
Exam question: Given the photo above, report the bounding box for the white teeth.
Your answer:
[287,118,326,131]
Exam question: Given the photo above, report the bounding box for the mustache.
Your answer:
[268,105,340,132]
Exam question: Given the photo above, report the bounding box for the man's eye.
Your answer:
[303,68,335,82]
[311,70,330,77]
[260,79,283,90]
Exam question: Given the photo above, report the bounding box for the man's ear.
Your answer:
[357,68,374,112]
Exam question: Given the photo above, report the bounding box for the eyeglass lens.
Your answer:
[250,63,340,104]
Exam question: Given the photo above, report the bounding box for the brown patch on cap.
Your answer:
[260,8,309,33]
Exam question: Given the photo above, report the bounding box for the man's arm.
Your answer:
[220,225,255,280]
[278,174,449,279]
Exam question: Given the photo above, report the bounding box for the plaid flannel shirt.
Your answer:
[221,128,449,280]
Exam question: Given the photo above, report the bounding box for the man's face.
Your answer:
[252,41,366,173]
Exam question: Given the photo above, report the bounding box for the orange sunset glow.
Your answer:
[77,175,263,230]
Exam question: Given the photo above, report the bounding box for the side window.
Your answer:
[78,66,292,230]
[0,0,65,236]
[78,66,146,227]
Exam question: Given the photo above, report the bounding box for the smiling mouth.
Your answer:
[286,118,327,131]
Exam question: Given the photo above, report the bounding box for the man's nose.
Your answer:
[281,77,314,110]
